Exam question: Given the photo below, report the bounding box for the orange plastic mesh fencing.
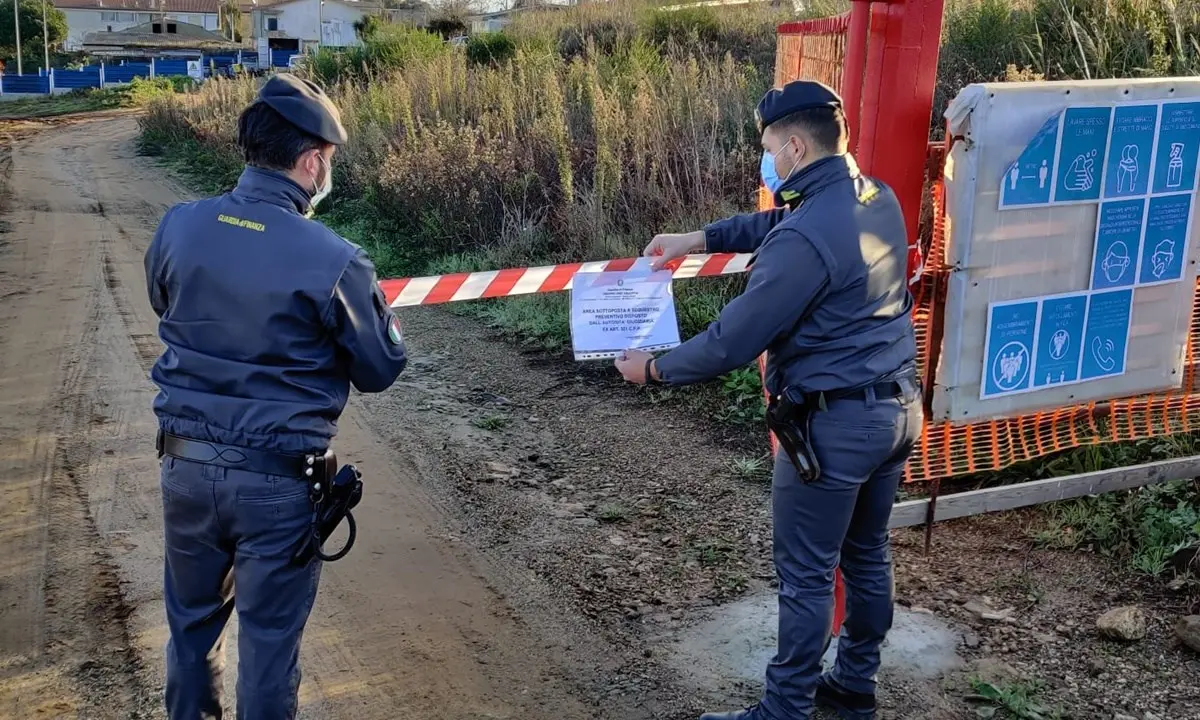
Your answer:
[770,19,1200,483]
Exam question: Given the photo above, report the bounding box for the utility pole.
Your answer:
[41,0,48,74]
[14,0,23,75]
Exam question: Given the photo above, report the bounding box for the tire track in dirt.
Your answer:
[0,115,618,720]
[0,117,152,719]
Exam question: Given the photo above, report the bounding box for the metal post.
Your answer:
[41,0,48,76]
[47,66,53,94]
[14,0,23,75]
[842,0,871,155]
[857,0,946,272]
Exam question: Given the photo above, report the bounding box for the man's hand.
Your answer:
[614,349,658,385]
[643,231,705,271]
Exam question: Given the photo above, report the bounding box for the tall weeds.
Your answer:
[141,30,766,275]
[139,0,1200,277]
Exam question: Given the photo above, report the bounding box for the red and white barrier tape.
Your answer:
[379,246,924,308]
[379,252,753,308]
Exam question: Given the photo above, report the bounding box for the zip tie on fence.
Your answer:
[379,253,754,308]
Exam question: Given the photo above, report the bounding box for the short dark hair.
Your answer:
[236,101,327,171]
[773,106,848,156]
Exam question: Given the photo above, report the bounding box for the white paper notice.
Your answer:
[569,261,681,361]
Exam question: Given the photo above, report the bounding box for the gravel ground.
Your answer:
[370,305,1200,720]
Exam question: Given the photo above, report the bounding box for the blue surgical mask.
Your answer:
[310,153,332,213]
[760,142,805,195]
[760,150,782,194]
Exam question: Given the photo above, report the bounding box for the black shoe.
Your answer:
[815,675,876,720]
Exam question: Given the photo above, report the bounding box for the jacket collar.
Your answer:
[775,153,860,208]
[232,166,314,216]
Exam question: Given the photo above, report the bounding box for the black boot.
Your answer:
[814,674,876,720]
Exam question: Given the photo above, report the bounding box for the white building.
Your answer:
[243,0,381,53]
[53,0,222,52]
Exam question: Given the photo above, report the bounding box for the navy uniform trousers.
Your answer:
[160,455,321,720]
[760,375,922,720]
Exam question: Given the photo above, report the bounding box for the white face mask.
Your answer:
[310,153,332,212]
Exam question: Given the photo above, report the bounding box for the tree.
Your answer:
[219,0,241,42]
[353,14,382,40]
[0,0,67,71]
[427,14,466,38]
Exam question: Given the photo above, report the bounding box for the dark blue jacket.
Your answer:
[655,154,916,394]
[144,167,408,454]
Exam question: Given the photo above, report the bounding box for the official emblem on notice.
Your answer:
[387,314,403,345]
[569,259,681,361]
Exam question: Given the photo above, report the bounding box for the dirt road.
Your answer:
[0,115,613,719]
[4,114,1197,720]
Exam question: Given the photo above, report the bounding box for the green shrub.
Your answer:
[1036,480,1200,576]
[937,0,1036,119]
[354,14,383,41]
[127,75,181,104]
[645,7,723,47]
[306,25,447,83]
[427,14,467,39]
[466,32,518,67]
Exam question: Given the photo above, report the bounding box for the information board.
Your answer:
[939,79,1200,422]
[1033,294,1087,388]
[1090,199,1143,289]
[1054,106,1111,204]
[1079,289,1133,381]
[1139,193,1192,285]
[568,263,681,361]
[980,289,1132,399]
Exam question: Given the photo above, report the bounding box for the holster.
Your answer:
[765,389,821,483]
[290,461,364,566]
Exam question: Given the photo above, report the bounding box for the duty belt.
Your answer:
[768,371,921,484]
[803,374,916,411]
[156,430,361,565]
[156,430,333,479]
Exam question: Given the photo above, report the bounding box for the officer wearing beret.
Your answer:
[615,80,921,720]
[144,74,408,719]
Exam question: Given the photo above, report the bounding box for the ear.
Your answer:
[304,148,323,175]
[788,134,806,157]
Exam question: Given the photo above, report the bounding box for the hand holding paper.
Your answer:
[614,349,658,384]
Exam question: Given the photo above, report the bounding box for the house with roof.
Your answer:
[81,19,245,59]
[468,0,570,34]
[53,0,224,52]
[384,0,430,28]
[238,0,382,61]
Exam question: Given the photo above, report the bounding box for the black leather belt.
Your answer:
[804,372,919,410]
[156,431,329,479]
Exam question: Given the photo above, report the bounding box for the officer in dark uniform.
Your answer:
[615,80,922,720]
[144,74,408,719]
